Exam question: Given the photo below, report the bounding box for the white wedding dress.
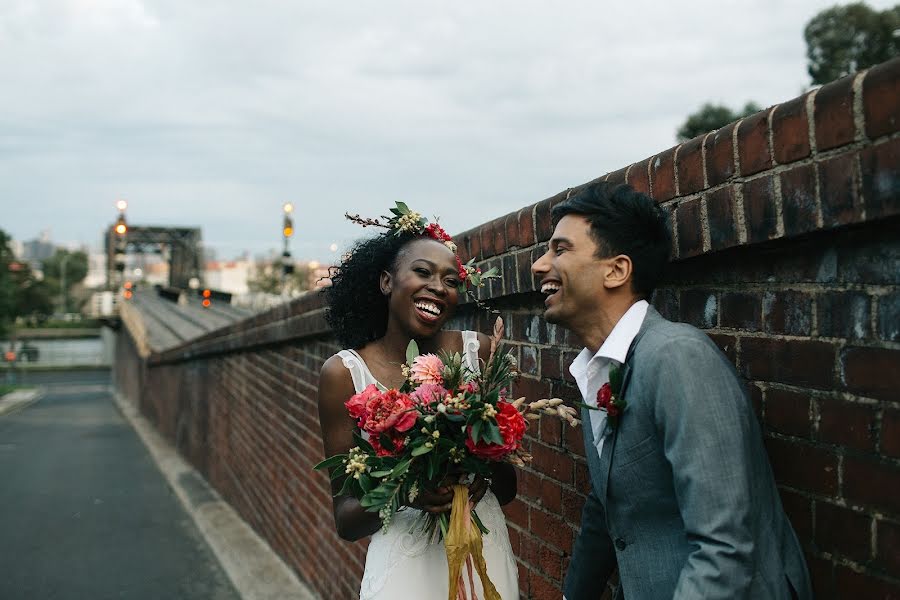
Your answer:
[336,331,520,600]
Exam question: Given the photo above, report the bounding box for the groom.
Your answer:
[531,182,812,599]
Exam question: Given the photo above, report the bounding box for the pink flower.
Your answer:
[410,353,445,386]
[410,383,448,405]
[362,389,418,434]
[459,381,479,394]
[345,383,381,424]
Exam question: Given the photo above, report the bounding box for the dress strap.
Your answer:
[461,330,481,373]
[336,349,380,393]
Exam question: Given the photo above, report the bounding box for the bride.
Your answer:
[316,215,520,599]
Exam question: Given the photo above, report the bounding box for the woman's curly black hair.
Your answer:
[325,230,420,348]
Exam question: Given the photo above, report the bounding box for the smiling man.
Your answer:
[532,182,811,600]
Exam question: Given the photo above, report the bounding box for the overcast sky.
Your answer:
[1,0,890,262]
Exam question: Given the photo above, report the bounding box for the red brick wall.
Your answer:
[115,57,900,600]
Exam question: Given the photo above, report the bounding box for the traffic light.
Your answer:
[114,215,127,236]
[283,214,293,238]
[282,251,294,275]
[202,289,211,307]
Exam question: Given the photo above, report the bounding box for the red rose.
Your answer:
[345,383,381,424]
[465,401,527,460]
[369,431,407,457]
[597,383,612,408]
[363,389,418,434]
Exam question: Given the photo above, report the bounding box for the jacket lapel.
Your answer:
[596,306,664,502]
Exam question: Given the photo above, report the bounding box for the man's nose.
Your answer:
[531,250,550,275]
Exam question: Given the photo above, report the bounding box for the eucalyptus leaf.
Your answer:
[406,340,420,365]
[411,444,433,457]
[313,455,346,471]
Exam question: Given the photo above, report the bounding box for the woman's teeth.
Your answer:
[415,301,442,316]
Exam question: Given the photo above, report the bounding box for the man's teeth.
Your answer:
[415,301,442,316]
[541,283,561,295]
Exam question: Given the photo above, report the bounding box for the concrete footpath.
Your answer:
[0,370,316,600]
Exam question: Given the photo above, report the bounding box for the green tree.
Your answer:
[0,230,54,336]
[248,260,311,295]
[805,2,900,85]
[677,102,761,142]
[42,249,89,312]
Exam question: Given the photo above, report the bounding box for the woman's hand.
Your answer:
[409,473,492,513]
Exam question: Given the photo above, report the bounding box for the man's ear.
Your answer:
[379,270,393,296]
[604,255,633,290]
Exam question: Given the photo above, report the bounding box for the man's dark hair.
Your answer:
[551,182,671,298]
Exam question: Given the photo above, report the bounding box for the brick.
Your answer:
[878,291,900,342]
[606,166,628,187]
[764,436,838,495]
[835,566,900,600]
[676,135,706,195]
[519,247,540,293]
[502,253,518,295]
[772,95,811,164]
[539,478,563,515]
[840,346,900,400]
[704,122,736,187]
[530,508,573,552]
[815,502,872,562]
[539,415,562,447]
[705,186,739,251]
[512,377,552,403]
[860,137,900,219]
[520,345,538,375]
[469,224,482,260]
[675,197,703,258]
[540,347,562,380]
[720,291,761,331]
[762,290,813,336]
[651,287,679,321]
[749,384,763,422]
[819,152,863,228]
[780,164,819,237]
[741,338,835,389]
[455,230,472,264]
[883,409,900,459]
[779,489,812,540]
[863,56,900,138]
[817,397,877,452]
[503,497,529,529]
[706,333,737,364]
[561,488,585,524]
[479,221,496,258]
[818,291,871,340]
[680,289,717,329]
[764,388,811,438]
[742,176,778,244]
[529,569,561,600]
[504,213,521,249]
[806,554,835,600]
[518,205,536,248]
[534,198,554,245]
[814,74,856,150]
[650,146,677,202]
[737,109,772,176]
[876,519,900,573]
[843,455,900,515]
[626,157,652,195]
[530,443,574,484]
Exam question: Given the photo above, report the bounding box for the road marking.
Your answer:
[0,389,43,417]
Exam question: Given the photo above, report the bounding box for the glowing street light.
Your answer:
[116,199,128,212]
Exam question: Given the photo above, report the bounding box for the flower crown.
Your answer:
[345,201,499,295]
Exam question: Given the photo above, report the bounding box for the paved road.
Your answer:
[0,370,240,600]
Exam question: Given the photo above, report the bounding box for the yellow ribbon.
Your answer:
[444,485,501,600]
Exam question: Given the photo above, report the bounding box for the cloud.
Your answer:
[2,0,891,261]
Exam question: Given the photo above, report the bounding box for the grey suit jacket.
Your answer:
[564,307,812,600]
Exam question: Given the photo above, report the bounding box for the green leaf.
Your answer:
[406,340,420,365]
[358,474,374,493]
[485,421,503,445]
[471,419,483,444]
[609,364,623,393]
[370,470,392,478]
[337,474,356,497]
[313,454,346,471]
[353,432,376,455]
[411,444,433,457]
[391,459,412,479]
[395,201,410,214]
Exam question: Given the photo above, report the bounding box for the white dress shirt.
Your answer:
[568,299,649,462]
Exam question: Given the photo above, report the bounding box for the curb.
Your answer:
[0,388,44,417]
[111,389,318,600]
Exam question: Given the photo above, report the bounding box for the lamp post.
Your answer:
[113,199,128,290]
[282,203,295,295]
[59,252,70,315]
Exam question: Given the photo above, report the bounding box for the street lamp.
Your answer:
[282,203,295,293]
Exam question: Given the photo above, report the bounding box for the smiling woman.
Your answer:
[317,206,520,599]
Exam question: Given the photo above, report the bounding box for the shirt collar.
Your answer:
[569,299,649,379]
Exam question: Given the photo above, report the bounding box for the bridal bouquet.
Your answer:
[315,318,579,600]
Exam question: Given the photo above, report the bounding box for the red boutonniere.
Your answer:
[580,363,627,429]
